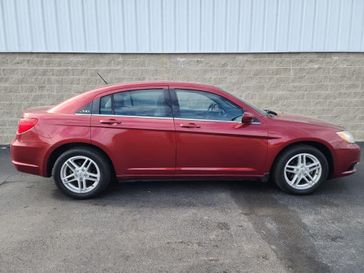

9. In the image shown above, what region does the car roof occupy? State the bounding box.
[86,81,222,96]
[50,81,227,114]
[49,81,265,118]
[109,81,218,88]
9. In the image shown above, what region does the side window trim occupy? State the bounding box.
[169,88,180,118]
[110,92,115,115]
[92,98,100,114]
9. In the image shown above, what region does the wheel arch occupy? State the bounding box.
[45,142,116,178]
[270,140,334,179]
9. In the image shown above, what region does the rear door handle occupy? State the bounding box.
[99,119,121,125]
[179,122,200,128]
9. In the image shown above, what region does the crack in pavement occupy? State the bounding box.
[229,182,331,273]
[0,174,50,186]
[0,179,31,186]
[0,174,12,186]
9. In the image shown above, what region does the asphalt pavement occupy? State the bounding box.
[0,144,363,273]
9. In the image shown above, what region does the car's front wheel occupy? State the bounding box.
[53,147,111,199]
[273,145,329,194]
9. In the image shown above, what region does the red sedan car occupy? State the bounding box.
[11,82,360,199]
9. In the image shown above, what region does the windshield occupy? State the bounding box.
[224,90,267,116]
[242,99,268,116]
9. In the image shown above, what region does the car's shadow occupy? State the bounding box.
[51,174,361,208]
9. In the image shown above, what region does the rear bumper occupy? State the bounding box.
[332,143,361,178]
[10,139,48,176]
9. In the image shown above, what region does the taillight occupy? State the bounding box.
[17,118,38,134]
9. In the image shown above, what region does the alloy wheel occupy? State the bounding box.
[284,153,322,190]
[60,156,101,194]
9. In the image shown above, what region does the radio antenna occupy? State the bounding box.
[97,72,108,85]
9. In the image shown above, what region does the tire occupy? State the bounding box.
[272,145,329,194]
[52,147,111,199]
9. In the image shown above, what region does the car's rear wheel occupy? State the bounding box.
[273,145,329,194]
[53,147,111,199]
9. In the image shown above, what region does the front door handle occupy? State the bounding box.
[99,119,121,125]
[180,122,200,128]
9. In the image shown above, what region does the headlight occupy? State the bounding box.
[336,131,355,144]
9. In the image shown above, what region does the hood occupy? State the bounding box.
[272,113,343,130]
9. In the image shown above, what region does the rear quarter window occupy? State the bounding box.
[76,102,92,114]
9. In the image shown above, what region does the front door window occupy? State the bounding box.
[174,89,243,121]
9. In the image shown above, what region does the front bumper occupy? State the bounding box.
[332,143,361,178]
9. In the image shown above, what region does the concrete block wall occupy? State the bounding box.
[0,53,363,144]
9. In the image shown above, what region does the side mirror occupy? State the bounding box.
[242,112,254,124]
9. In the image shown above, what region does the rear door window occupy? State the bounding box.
[99,89,172,118]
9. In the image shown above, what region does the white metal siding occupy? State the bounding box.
[0,0,363,53]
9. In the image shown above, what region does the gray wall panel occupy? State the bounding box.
[0,0,363,53]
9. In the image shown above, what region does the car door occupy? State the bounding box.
[172,89,268,177]
[90,87,176,178]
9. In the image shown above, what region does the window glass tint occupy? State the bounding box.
[99,89,171,117]
[175,89,243,121]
